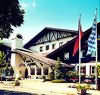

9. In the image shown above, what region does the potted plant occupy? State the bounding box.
[76,84,90,95]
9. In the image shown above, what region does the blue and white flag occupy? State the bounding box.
[87,15,97,55]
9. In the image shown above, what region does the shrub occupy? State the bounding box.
[48,72,55,80]
[76,84,91,91]
[66,71,78,78]
[52,79,66,83]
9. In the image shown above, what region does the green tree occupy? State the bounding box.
[97,65,100,77]
[54,58,64,79]
[0,0,24,39]
[0,51,6,82]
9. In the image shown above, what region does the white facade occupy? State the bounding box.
[11,33,23,50]
[30,37,74,54]
[11,33,23,78]
[74,62,100,77]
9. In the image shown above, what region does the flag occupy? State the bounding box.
[87,15,97,55]
[73,17,83,56]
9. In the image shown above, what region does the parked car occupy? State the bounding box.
[0,75,15,81]
[0,74,6,81]
[5,75,15,81]
[84,78,95,84]
[70,77,79,83]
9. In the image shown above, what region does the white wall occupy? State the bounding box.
[12,38,23,50]
[29,37,74,54]
[74,62,100,77]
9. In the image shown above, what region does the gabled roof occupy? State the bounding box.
[24,27,78,49]
[14,49,56,66]
[13,48,73,68]
[47,22,100,63]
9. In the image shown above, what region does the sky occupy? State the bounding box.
[12,0,100,44]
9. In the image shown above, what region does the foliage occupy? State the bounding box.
[48,72,55,80]
[76,84,91,91]
[0,51,5,65]
[66,71,78,78]
[51,79,66,83]
[0,0,24,39]
[76,84,91,95]
[0,51,6,81]
[0,51,6,74]
[97,65,100,77]
[54,58,65,79]
[0,51,13,81]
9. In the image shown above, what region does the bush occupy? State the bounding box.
[48,72,54,80]
[76,84,91,91]
[52,79,66,83]
[66,71,78,78]
[14,80,20,86]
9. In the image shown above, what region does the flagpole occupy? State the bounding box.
[87,9,98,89]
[95,8,98,89]
[79,15,81,84]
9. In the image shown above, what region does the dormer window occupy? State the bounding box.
[64,53,69,60]
[17,34,23,39]
[52,44,56,49]
[59,42,63,47]
[40,46,43,52]
[46,45,49,50]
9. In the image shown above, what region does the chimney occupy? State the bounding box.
[11,33,23,50]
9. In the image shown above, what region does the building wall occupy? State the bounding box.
[74,62,100,77]
[11,53,26,78]
[11,37,23,50]
[30,37,74,54]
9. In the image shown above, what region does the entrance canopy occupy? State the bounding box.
[12,48,73,68]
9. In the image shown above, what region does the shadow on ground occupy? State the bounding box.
[0,90,46,95]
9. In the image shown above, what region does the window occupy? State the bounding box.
[46,45,49,50]
[81,66,86,74]
[52,44,56,49]
[37,68,41,75]
[31,68,35,75]
[59,42,63,47]
[44,68,48,75]
[82,50,86,58]
[91,66,95,74]
[77,66,86,74]
[64,53,69,59]
[40,46,43,52]
[17,34,23,39]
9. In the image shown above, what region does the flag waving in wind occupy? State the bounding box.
[87,14,97,55]
[73,16,83,56]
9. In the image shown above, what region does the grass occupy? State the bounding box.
[51,79,66,83]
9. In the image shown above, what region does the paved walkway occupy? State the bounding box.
[0,79,100,95]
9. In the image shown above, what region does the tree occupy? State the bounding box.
[0,51,6,82]
[54,58,65,79]
[97,65,100,77]
[97,65,100,90]
[0,0,24,39]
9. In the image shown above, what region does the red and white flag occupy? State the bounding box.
[73,17,83,56]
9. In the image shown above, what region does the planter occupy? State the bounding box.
[81,89,86,95]
[76,84,90,95]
